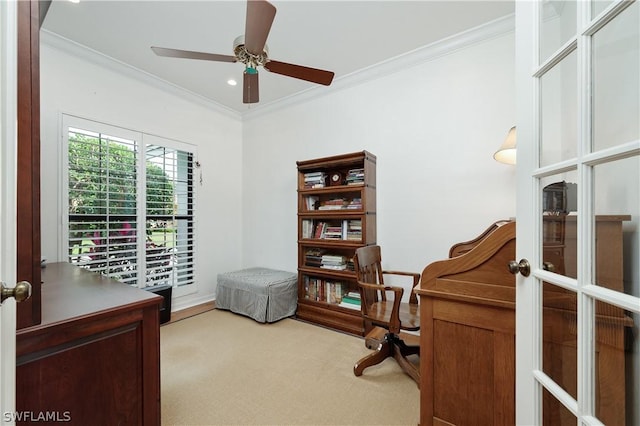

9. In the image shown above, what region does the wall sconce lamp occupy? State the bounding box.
[494,126,517,165]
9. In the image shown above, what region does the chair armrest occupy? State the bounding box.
[357,281,404,333]
[382,270,420,304]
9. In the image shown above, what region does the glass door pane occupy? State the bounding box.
[592,1,639,151]
[540,51,578,167]
[540,1,577,60]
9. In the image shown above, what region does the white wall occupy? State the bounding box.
[40,35,243,310]
[241,32,517,282]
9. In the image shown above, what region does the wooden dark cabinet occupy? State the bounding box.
[296,151,376,335]
[16,263,161,425]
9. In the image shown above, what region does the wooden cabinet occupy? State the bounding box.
[296,151,376,335]
[16,263,161,425]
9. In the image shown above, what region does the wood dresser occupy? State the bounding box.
[16,262,162,425]
[415,218,632,425]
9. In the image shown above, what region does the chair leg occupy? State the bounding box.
[396,337,420,357]
[354,336,393,377]
[392,343,420,387]
[354,332,420,386]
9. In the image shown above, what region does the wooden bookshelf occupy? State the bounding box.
[296,151,376,335]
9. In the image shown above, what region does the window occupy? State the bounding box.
[65,117,195,289]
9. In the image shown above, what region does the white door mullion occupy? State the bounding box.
[576,0,593,420]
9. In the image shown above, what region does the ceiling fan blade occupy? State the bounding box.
[264,60,334,86]
[243,69,259,104]
[151,46,237,63]
[244,0,276,55]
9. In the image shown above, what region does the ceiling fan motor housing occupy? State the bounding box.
[233,35,269,68]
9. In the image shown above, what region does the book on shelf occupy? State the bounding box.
[313,222,327,239]
[305,196,319,211]
[305,247,326,267]
[326,281,345,304]
[321,254,348,270]
[346,219,362,241]
[302,220,314,239]
[345,291,361,300]
[338,294,361,310]
[317,197,348,210]
[323,225,343,239]
[346,198,362,209]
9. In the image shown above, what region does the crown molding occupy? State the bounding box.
[41,12,514,123]
[242,13,515,121]
[40,29,242,121]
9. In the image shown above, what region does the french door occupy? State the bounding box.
[516,0,639,425]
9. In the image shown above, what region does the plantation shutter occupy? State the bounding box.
[67,127,140,286]
[145,144,195,288]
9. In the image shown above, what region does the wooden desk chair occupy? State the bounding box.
[353,245,421,385]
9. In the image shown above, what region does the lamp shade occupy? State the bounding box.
[494,126,516,165]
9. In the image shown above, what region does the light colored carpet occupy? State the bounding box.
[161,309,420,425]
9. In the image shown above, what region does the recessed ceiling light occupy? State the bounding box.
[227,79,237,86]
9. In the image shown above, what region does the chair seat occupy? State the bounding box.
[369,300,420,331]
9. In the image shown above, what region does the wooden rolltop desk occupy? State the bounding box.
[415,218,632,425]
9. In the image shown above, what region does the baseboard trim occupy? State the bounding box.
[163,301,216,325]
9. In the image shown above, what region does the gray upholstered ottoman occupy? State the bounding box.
[216,267,298,323]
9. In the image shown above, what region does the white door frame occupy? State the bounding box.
[0,0,19,422]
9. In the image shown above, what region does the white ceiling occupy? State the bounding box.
[42,0,514,115]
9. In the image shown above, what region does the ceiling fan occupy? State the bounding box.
[151,0,335,104]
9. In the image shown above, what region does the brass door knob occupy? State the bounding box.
[508,259,531,277]
[1,281,32,304]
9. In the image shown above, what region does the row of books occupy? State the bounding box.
[346,168,365,185]
[304,248,355,271]
[303,276,362,310]
[317,197,362,210]
[304,196,363,212]
[303,277,345,304]
[301,220,362,240]
[303,171,327,189]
